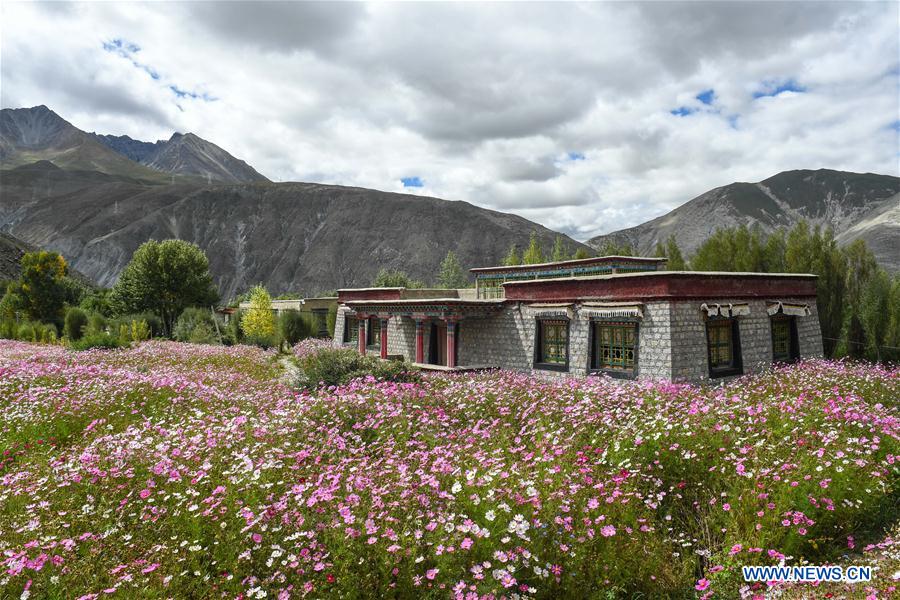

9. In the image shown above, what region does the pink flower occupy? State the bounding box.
[141,563,159,574]
[729,544,742,555]
[722,503,731,511]
[695,578,710,591]
[139,489,151,499]
[252,533,262,544]
[460,537,473,550]
[426,568,439,580]
[600,525,616,537]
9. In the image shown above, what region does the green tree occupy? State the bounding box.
[858,269,892,361]
[596,240,634,257]
[503,244,522,266]
[372,269,424,288]
[80,288,114,317]
[664,235,687,270]
[240,285,276,346]
[836,239,880,358]
[173,307,219,343]
[64,307,88,341]
[438,251,468,288]
[522,232,545,264]
[551,236,568,262]
[110,239,218,336]
[279,310,311,350]
[885,276,900,363]
[572,247,591,260]
[8,251,70,326]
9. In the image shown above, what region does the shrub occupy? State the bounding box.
[279,311,311,348]
[64,307,89,341]
[17,322,36,342]
[131,319,151,342]
[296,347,419,389]
[223,309,243,346]
[188,321,220,345]
[241,285,276,345]
[69,332,126,351]
[110,312,164,338]
[0,319,15,339]
[85,313,107,336]
[173,307,218,343]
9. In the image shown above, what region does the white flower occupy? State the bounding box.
[485,510,496,522]
[451,481,462,494]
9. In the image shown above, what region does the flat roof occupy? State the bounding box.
[344,298,503,306]
[502,270,818,286]
[470,255,667,274]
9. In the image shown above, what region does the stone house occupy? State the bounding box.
[332,255,823,383]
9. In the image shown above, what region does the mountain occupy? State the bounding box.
[1,106,269,184]
[588,169,900,272]
[139,132,269,184]
[0,161,591,299]
[0,105,167,181]
[0,231,36,282]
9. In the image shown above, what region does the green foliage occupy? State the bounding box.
[655,235,687,270]
[0,320,15,339]
[279,310,311,348]
[550,236,568,262]
[64,307,89,341]
[241,285,276,348]
[326,306,337,339]
[522,232,545,264]
[85,313,108,337]
[130,319,151,343]
[859,269,892,361]
[437,251,468,289]
[79,288,114,317]
[595,240,634,256]
[3,251,70,327]
[371,269,424,288]
[502,244,521,266]
[110,239,218,336]
[174,307,219,343]
[224,309,244,346]
[572,247,591,260]
[295,347,420,389]
[109,312,163,338]
[69,332,127,351]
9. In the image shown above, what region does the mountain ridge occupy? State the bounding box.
[588,169,900,271]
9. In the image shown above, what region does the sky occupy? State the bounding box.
[2,1,898,241]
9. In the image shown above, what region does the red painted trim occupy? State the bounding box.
[380,318,389,359]
[339,288,403,302]
[415,319,425,363]
[503,273,817,302]
[446,321,457,368]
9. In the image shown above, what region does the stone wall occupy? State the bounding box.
[333,297,823,384]
[669,297,824,383]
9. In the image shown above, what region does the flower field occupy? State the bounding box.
[1,341,898,599]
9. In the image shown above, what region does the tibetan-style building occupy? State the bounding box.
[333,255,823,383]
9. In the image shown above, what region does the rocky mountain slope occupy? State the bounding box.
[588,169,900,271]
[1,106,268,184]
[0,161,590,298]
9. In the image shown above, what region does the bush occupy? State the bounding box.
[17,322,36,342]
[110,312,163,338]
[0,319,14,339]
[173,307,219,343]
[85,313,107,336]
[296,347,419,389]
[188,321,220,345]
[69,332,126,351]
[279,311,311,348]
[64,307,89,341]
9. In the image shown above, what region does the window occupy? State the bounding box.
[343,315,359,344]
[706,318,742,377]
[367,317,381,347]
[535,318,569,370]
[590,321,637,377]
[771,315,799,363]
[477,278,504,299]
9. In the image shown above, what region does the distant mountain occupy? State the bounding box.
[0,161,591,298]
[1,106,269,184]
[0,229,94,286]
[0,105,166,181]
[588,169,900,272]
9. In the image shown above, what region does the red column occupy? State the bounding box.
[446,319,457,368]
[414,318,425,363]
[357,316,366,355]
[380,317,389,359]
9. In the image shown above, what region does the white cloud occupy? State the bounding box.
[1,1,897,241]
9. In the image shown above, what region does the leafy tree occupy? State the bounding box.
[763,228,787,272]
[503,244,522,266]
[665,235,687,270]
[885,276,900,363]
[836,239,879,358]
[595,240,634,257]
[110,239,218,336]
[80,288,114,317]
[372,269,424,288]
[572,247,592,260]
[438,251,468,288]
[64,307,88,341]
[522,232,545,264]
[279,310,311,349]
[240,285,276,347]
[6,251,70,326]
[858,269,892,361]
[551,236,568,262]
[173,307,219,343]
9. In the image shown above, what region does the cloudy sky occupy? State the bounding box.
[2,1,898,240]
